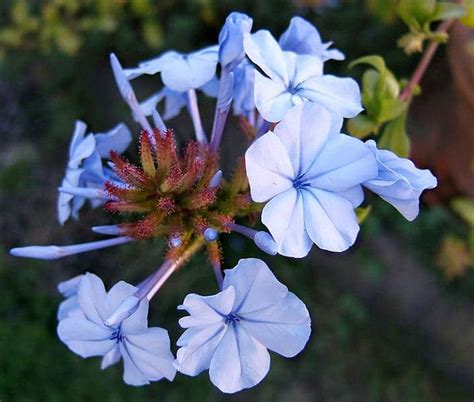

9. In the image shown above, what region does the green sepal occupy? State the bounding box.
[378,112,410,157]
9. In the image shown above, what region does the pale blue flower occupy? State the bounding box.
[364,140,437,221]
[245,103,378,257]
[243,30,362,122]
[57,121,131,224]
[125,46,219,93]
[57,273,176,386]
[218,12,253,69]
[279,16,345,62]
[175,258,311,393]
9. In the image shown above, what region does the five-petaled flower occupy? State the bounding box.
[243,29,362,122]
[57,273,176,386]
[175,258,311,393]
[245,103,378,257]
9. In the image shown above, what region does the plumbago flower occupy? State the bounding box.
[279,16,345,62]
[57,273,176,385]
[175,258,311,393]
[57,121,132,224]
[246,102,378,257]
[364,140,437,221]
[10,11,438,393]
[243,29,362,123]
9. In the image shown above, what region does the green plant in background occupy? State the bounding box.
[0,0,164,58]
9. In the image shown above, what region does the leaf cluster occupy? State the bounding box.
[396,0,466,54]
[347,55,410,157]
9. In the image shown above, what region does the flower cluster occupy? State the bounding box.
[10,13,437,393]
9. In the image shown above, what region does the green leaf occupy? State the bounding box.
[377,98,407,123]
[397,0,436,29]
[378,113,410,157]
[347,115,379,139]
[432,2,466,21]
[361,70,379,112]
[451,198,474,226]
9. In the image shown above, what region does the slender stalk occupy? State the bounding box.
[399,18,456,101]
[138,238,204,301]
[186,90,207,144]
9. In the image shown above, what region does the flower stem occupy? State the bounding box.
[187,89,208,144]
[399,19,457,102]
[138,238,204,301]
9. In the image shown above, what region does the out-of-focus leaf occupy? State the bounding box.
[366,0,398,24]
[432,2,466,21]
[347,115,379,138]
[437,235,472,280]
[356,205,372,224]
[397,0,436,30]
[451,198,474,226]
[460,0,474,27]
[378,98,407,122]
[379,112,410,157]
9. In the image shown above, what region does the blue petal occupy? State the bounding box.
[364,140,437,221]
[299,75,363,118]
[218,12,253,68]
[57,317,114,358]
[209,325,270,393]
[222,258,288,314]
[57,295,83,321]
[245,130,294,203]
[161,46,219,92]
[178,287,235,329]
[304,134,378,191]
[101,345,121,369]
[279,16,344,62]
[239,291,311,357]
[104,281,138,317]
[302,187,360,252]
[77,273,108,326]
[175,324,227,376]
[232,59,255,116]
[94,123,132,157]
[121,300,149,335]
[253,70,293,122]
[272,103,332,177]
[244,30,289,84]
[121,328,176,384]
[68,133,96,169]
[261,188,313,258]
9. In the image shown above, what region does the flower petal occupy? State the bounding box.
[305,134,378,191]
[77,273,107,325]
[209,325,270,393]
[253,70,293,123]
[105,281,138,317]
[245,130,295,202]
[94,123,132,157]
[175,323,227,376]
[272,102,331,176]
[161,46,219,92]
[239,291,311,357]
[122,328,176,383]
[300,75,363,118]
[57,317,114,358]
[244,30,289,84]
[222,258,288,314]
[178,286,235,329]
[302,187,360,252]
[262,188,313,258]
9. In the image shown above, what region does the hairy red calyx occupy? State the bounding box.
[104,129,256,258]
